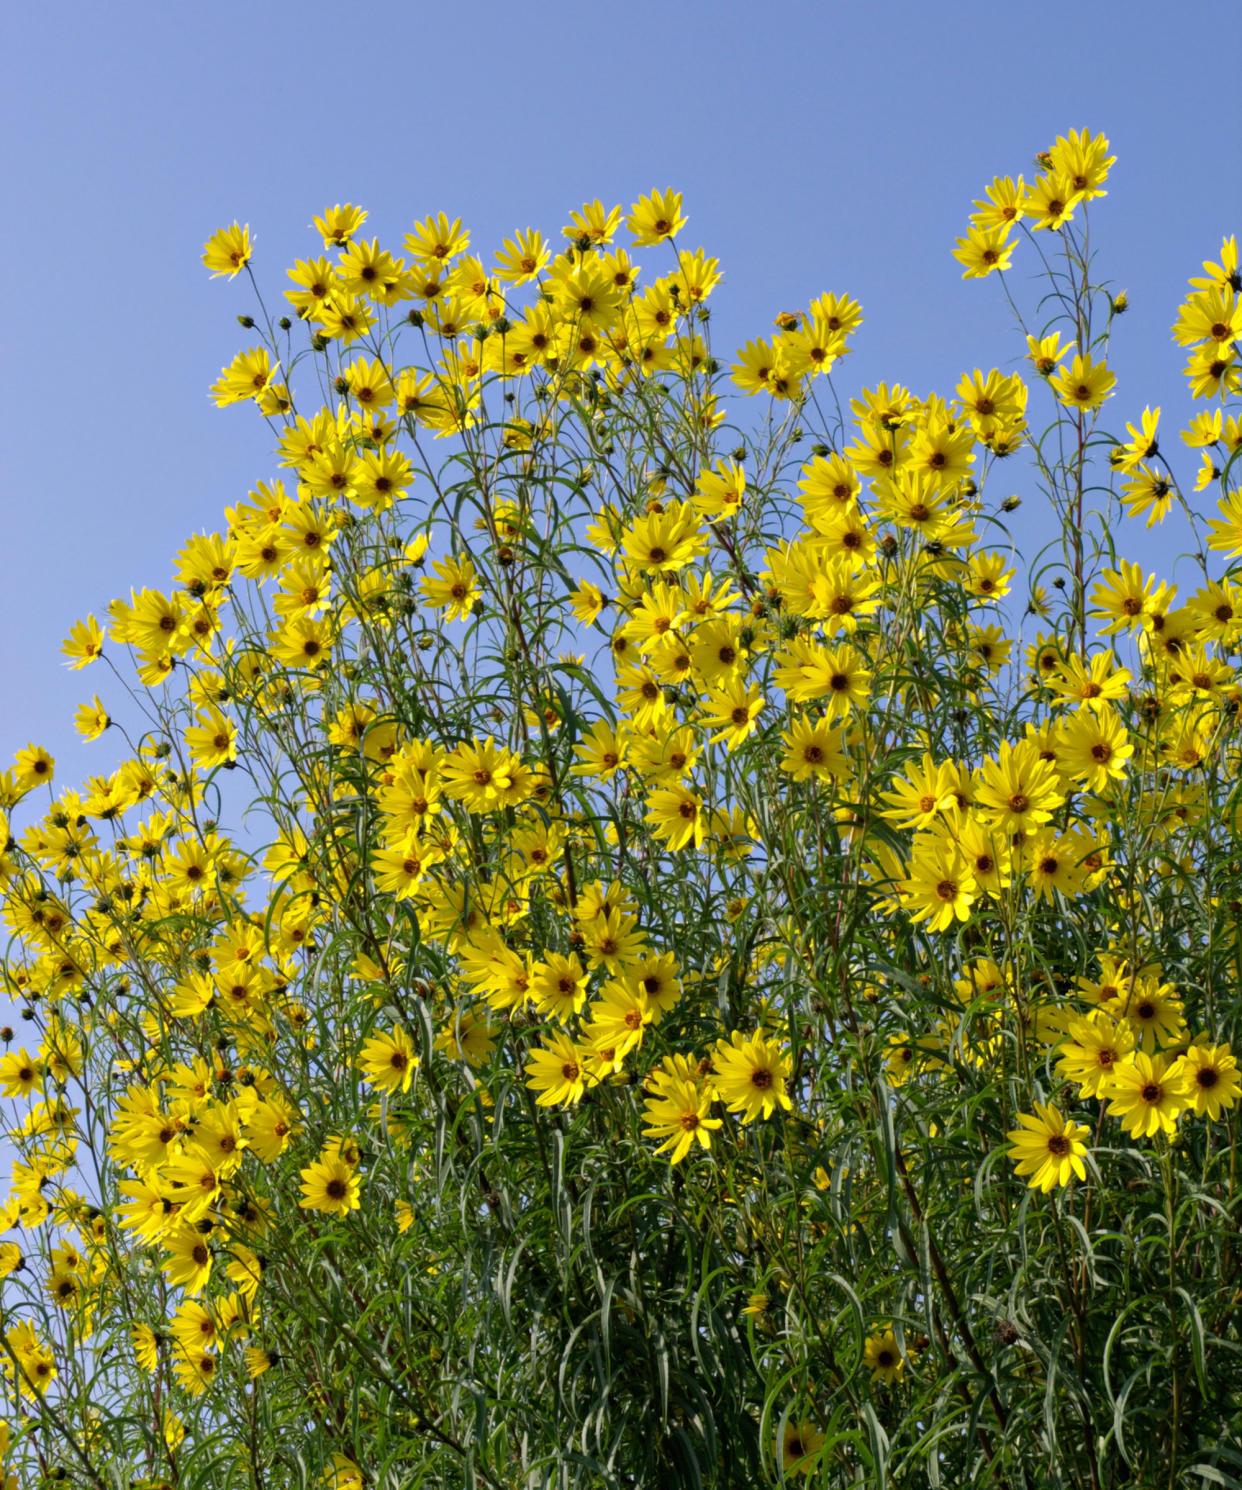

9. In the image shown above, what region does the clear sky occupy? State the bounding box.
[1,0,1238,812]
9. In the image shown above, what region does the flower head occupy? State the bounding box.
[1105,1051,1190,1138]
[863,1327,905,1385]
[203,222,252,278]
[711,1031,792,1123]
[1006,1103,1090,1191]
[357,1026,418,1095]
[1177,1041,1241,1121]
[298,1153,361,1216]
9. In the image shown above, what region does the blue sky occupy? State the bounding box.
[1,0,1238,816]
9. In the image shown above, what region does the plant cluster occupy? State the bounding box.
[1,131,1241,1488]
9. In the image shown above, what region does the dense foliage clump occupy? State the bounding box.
[1,132,1241,1488]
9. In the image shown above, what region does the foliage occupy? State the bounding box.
[1,134,1241,1488]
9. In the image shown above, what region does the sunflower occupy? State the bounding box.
[297,1153,361,1217]
[863,1327,905,1385]
[1177,1042,1242,1121]
[711,1030,792,1123]
[1006,1103,1090,1191]
[1104,1052,1190,1138]
[780,1419,827,1475]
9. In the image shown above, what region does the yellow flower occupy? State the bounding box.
[404,212,469,265]
[1104,1051,1190,1138]
[1006,1103,1090,1191]
[1044,651,1132,711]
[1088,561,1168,636]
[433,1007,497,1068]
[1054,707,1132,791]
[315,293,377,345]
[711,1031,792,1123]
[1026,331,1065,376]
[371,832,442,900]
[357,1026,418,1095]
[783,313,848,378]
[645,784,706,852]
[1183,343,1240,400]
[1111,406,1161,473]
[693,460,746,520]
[952,224,1015,279]
[878,752,960,831]
[1176,1042,1241,1121]
[184,705,237,770]
[771,639,871,717]
[569,580,607,626]
[1206,487,1242,557]
[974,738,1064,834]
[323,1453,364,1490]
[494,228,549,284]
[1172,285,1242,349]
[210,347,277,408]
[641,1075,721,1163]
[1047,129,1115,199]
[899,841,976,932]
[620,502,707,575]
[1050,353,1116,411]
[172,1344,218,1397]
[863,1327,905,1385]
[627,188,686,246]
[562,199,621,247]
[313,203,368,248]
[298,1153,362,1216]
[131,1322,159,1373]
[4,1319,56,1397]
[420,554,480,622]
[245,1347,276,1379]
[971,175,1026,231]
[1119,979,1186,1053]
[62,616,104,669]
[779,715,850,783]
[780,1419,826,1475]
[13,744,54,793]
[440,737,528,813]
[1055,1012,1136,1098]
[530,952,590,1024]
[580,982,652,1069]
[202,222,252,278]
[160,1224,214,1297]
[699,679,764,750]
[524,1031,591,1108]
[73,696,111,742]
[1119,464,1176,526]
[1020,172,1083,232]
[268,616,333,671]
